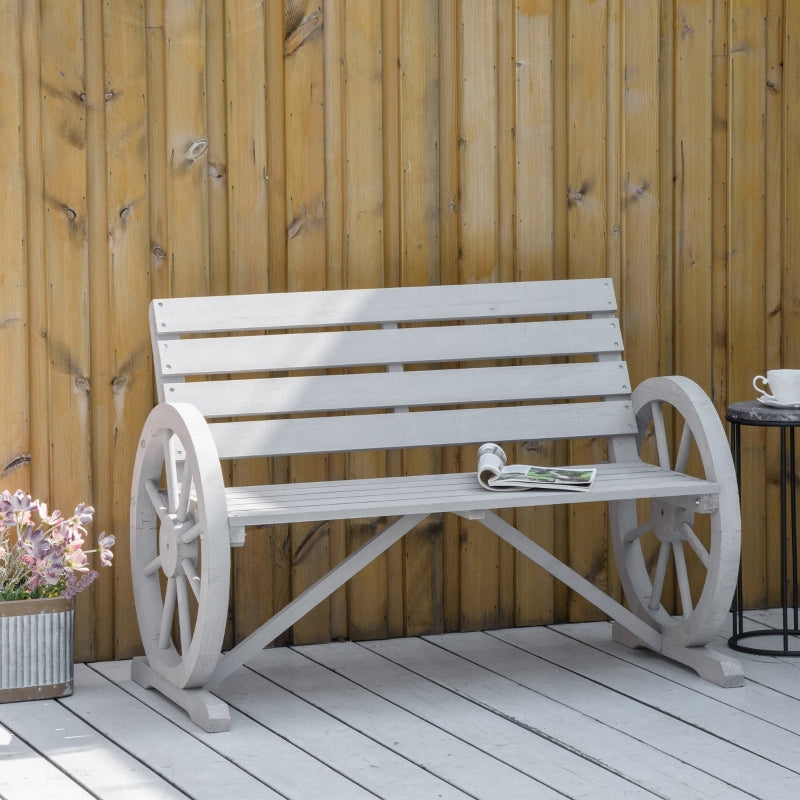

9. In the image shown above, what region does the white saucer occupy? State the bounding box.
[757,395,800,409]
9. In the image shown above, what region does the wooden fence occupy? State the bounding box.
[1,0,796,662]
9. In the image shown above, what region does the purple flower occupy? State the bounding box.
[1,490,113,602]
[63,569,98,599]
[0,490,37,527]
[20,527,53,561]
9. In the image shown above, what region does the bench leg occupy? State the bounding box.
[611,622,744,687]
[131,656,231,732]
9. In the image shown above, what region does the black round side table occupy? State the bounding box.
[727,400,800,655]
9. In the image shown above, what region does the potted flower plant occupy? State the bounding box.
[0,489,115,702]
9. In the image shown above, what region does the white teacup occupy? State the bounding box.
[753,369,800,404]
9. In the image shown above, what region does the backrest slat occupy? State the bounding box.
[157,318,623,377]
[208,401,636,459]
[151,278,617,334]
[165,362,631,417]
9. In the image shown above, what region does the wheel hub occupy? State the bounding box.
[158,514,199,578]
[650,499,694,543]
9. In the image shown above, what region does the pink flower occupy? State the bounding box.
[97,532,116,567]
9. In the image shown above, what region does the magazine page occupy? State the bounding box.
[477,443,596,492]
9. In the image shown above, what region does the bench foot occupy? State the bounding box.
[131,656,231,732]
[612,622,744,687]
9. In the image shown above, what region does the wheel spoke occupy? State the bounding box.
[649,542,671,611]
[144,480,170,523]
[675,422,693,474]
[181,522,202,544]
[651,401,671,469]
[672,541,694,616]
[624,518,653,544]
[144,555,162,577]
[183,558,201,600]
[165,436,181,513]
[176,576,192,654]
[682,522,710,568]
[176,466,193,523]
[159,578,177,649]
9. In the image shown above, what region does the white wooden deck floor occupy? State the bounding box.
[2,609,799,800]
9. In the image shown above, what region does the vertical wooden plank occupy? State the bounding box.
[145,0,169,300]
[164,0,209,297]
[513,0,558,627]
[381,0,406,638]
[617,0,662,613]
[102,1,153,660]
[605,0,622,291]
[265,1,292,646]
[398,0,443,637]
[711,0,729,413]
[674,1,713,386]
[565,0,609,622]
[285,0,334,645]
[496,0,517,631]
[659,0,675,380]
[40,0,93,657]
[83,0,111,662]
[728,1,768,607]
[226,3,268,296]
[0,0,30,491]
[342,0,388,641]
[762,0,783,613]
[782,3,800,609]
[224,0,271,648]
[21,1,50,504]
[671,0,714,615]
[205,0,229,298]
[438,0,461,633]
[322,0,348,641]
[458,0,500,632]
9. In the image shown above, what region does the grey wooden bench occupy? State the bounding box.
[130,278,742,732]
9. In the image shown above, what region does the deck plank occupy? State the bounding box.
[364,634,748,800]
[0,723,96,800]
[245,646,562,799]
[0,686,187,799]
[60,665,281,799]
[485,625,800,799]
[91,660,378,800]
[215,662,471,799]
[299,639,660,799]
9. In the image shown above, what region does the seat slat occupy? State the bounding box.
[223,463,718,525]
[164,362,631,417]
[157,318,623,377]
[208,400,636,459]
[151,278,617,334]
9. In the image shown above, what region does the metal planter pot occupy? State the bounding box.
[0,596,75,702]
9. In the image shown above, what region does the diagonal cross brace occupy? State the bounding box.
[472,509,663,652]
[208,512,428,688]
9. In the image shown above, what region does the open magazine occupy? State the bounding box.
[477,443,596,492]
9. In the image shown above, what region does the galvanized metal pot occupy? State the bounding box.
[0,596,75,702]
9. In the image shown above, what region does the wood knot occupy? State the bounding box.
[184,138,208,161]
[567,182,590,207]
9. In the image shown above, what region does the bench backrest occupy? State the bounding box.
[149,279,637,462]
